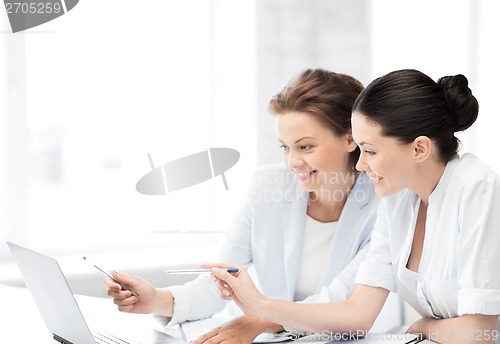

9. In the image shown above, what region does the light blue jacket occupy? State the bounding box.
[163,164,380,326]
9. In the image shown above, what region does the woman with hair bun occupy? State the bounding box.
[208,69,500,344]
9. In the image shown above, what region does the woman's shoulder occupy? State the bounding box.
[452,153,500,184]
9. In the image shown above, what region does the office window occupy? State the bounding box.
[370,0,500,173]
[0,0,256,257]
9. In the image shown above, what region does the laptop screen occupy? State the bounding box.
[8,241,99,344]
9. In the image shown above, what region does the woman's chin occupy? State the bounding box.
[373,184,398,197]
[298,180,317,191]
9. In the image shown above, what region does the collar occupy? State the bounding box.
[428,154,460,204]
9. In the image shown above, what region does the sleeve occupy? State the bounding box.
[457,177,500,316]
[355,200,396,292]
[154,274,224,327]
[155,169,258,328]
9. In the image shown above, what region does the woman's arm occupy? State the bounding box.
[209,265,389,334]
[408,314,498,344]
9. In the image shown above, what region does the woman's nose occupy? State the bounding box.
[286,151,303,169]
[355,154,367,172]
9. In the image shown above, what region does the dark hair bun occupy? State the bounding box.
[437,74,479,132]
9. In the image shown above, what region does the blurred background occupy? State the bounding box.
[1,0,499,323]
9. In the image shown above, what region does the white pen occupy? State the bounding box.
[166,268,238,274]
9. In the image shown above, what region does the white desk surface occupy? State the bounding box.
[1,284,435,344]
[3,284,58,343]
[1,284,183,343]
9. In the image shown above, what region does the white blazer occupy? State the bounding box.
[162,164,380,326]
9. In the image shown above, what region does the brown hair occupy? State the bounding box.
[269,68,364,167]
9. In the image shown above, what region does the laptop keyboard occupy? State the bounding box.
[93,332,131,344]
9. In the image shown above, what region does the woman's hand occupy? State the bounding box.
[200,263,268,318]
[104,271,173,316]
[192,315,283,344]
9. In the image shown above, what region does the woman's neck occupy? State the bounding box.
[307,170,357,222]
[411,159,447,206]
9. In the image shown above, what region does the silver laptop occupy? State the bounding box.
[7,241,185,344]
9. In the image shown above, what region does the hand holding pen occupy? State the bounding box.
[200,263,267,319]
[103,270,171,315]
[83,257,139,297]
[82,257,165,315]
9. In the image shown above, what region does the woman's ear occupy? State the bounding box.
[413,136,431,162]
[346,130,357,153]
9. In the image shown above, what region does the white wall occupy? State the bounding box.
[370,0,500,175]
[255,0,372,165]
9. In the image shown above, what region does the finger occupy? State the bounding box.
[109,287,134,300]
[192,328,219,344]
[219,288,233,299]
[221,282,234,297]
[213,276,234,297]
[219,290,233,300]
[111,271,139,287]
[210,267,239,286]
[104,277,122,291]
[217,282,234,300]
[107,289,123,299]
[113,295,138,306]
[117,304,135,313]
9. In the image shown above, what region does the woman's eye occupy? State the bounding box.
[364,150,375,155]
[279,144,288,151]
[300,145,313,151]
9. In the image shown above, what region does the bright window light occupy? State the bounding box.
[0,0,256,257]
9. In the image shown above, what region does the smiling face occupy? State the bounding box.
[351,111,417,196]
[276,111,356,192]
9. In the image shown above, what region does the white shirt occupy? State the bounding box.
[356,153,500,337]
[294,217,337,301]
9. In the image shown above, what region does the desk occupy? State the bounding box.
[1,284,183,343]
[178,317,424,344]
[1,284,436,344]
[3,284,56,343]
